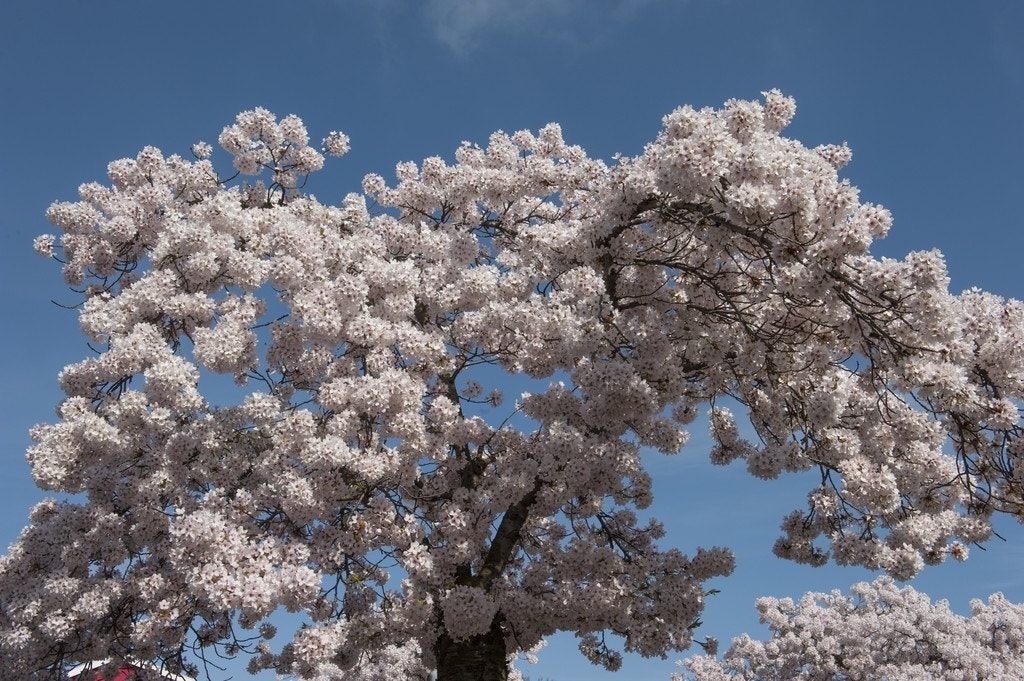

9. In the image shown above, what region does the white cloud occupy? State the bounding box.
[421,0,662,54]
[423,0,568,52]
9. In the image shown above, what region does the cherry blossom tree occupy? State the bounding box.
[2,92,1022,681]
[679,577,1024,681]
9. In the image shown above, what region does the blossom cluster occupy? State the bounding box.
[3,93,1023,680]
[679,577,1024,680]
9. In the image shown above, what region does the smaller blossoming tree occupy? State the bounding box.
[680,577,1024,681]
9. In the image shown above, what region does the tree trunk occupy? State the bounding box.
[435,617,508,681]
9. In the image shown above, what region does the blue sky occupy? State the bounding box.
[1,2,1022,680]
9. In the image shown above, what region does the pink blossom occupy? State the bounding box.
[4,96,1024,680]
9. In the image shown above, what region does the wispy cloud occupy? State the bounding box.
[420,0,664,54]
[422,0,570,53]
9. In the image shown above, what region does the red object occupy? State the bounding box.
[69,665,135,680]
[67,660,193,681]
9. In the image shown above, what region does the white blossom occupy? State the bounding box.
[679,577,1024,681]
[4,97,1023,681]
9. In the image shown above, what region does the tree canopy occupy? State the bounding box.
[2,92,1022,681]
